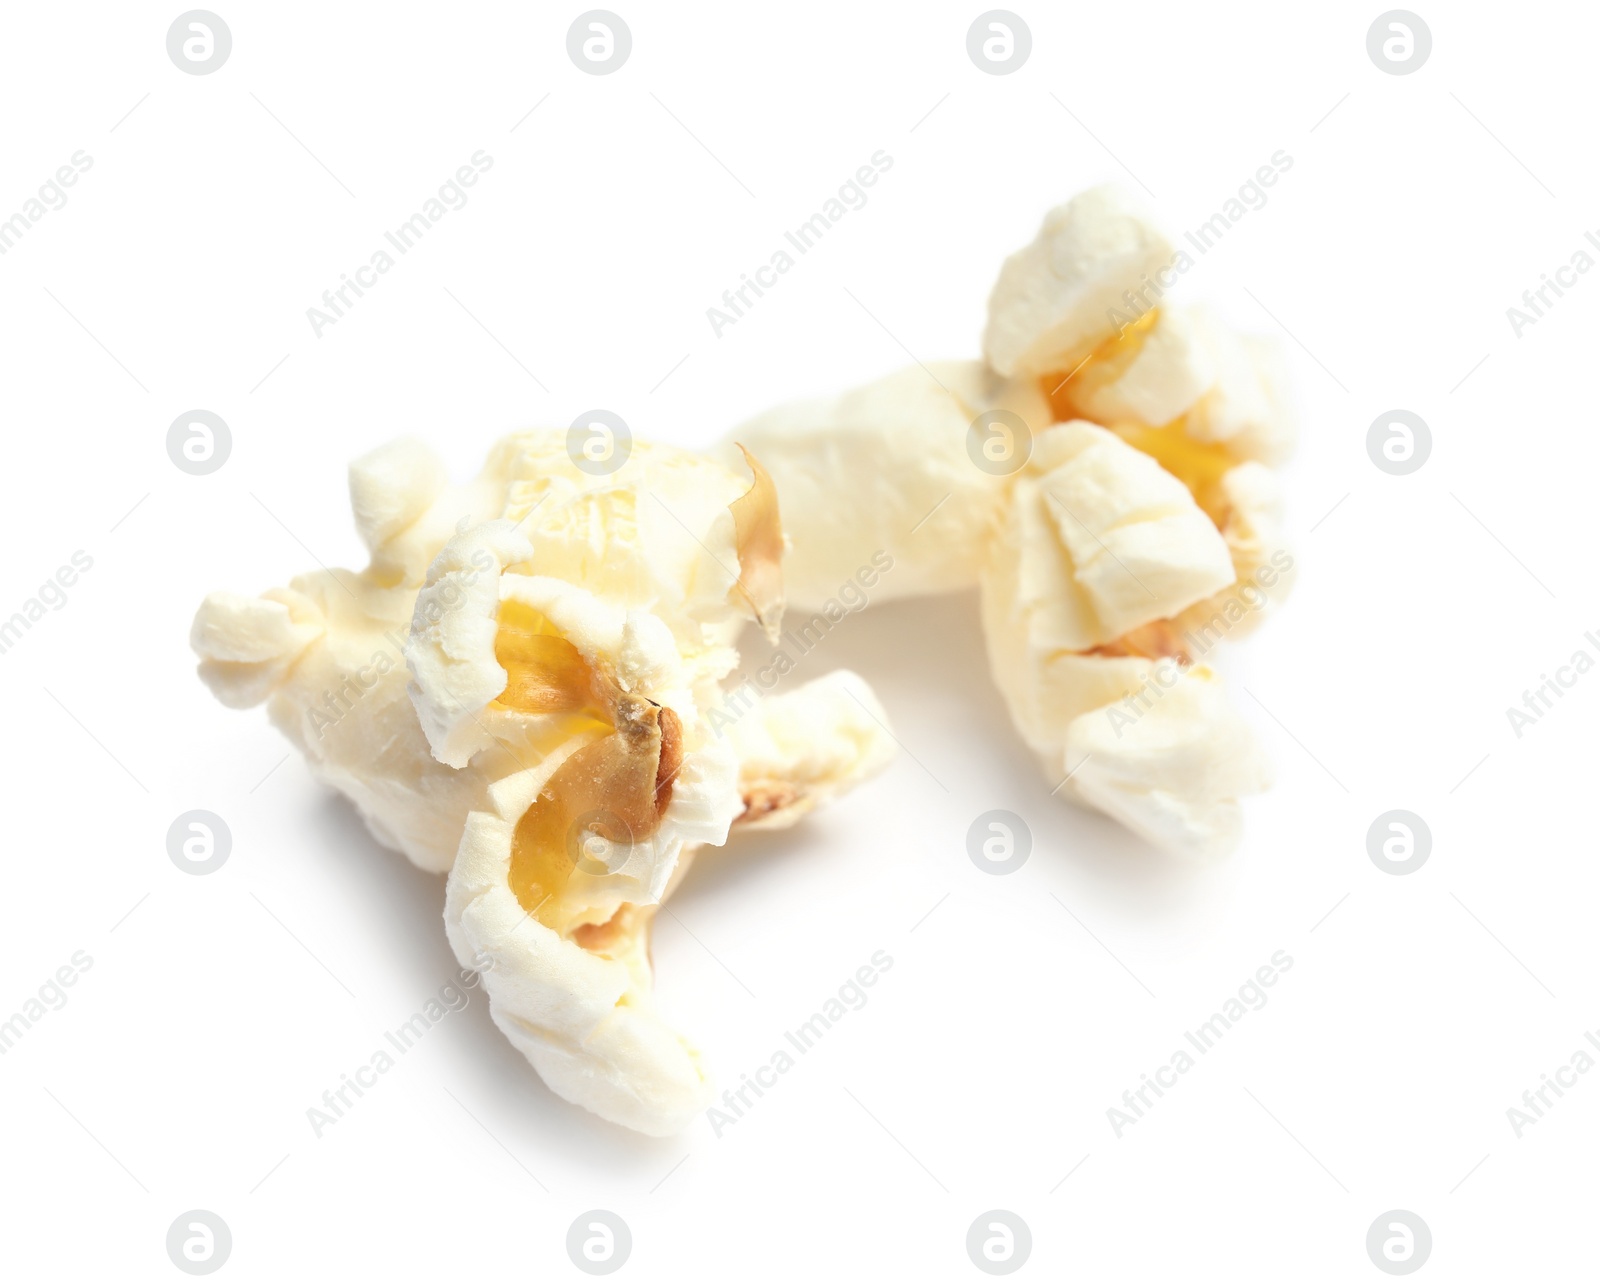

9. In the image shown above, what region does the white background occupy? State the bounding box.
[1,0,1596,1281]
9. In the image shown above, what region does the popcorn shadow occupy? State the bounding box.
[310,793,458,989]
[311,792,693,1172]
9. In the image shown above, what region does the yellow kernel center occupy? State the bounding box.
[493,600,608,722]
[1038,309,1238,528]
[492,601,682,932]
[1108,420,1235,528]
[1042,306,1161,422]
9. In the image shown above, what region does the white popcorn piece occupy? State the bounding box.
[979,644,1152,765]
[977,423,1270,858]
[732,360,1051,608]
[1169,462,1295,647]
[192,429,897,1133]
[1063,666,1272,860]
[1183,322,1297,465]
[484,434,755,643]
[973,194,1297,855]
[445,756,731,1136]
[715,186,1297,859]
[404,521,536,770]
[1061,304,1215,430]
[349,437,449,554]
[406,515,739,928]
[983,187,1296,478]
[430,600,888,1134]
[190,434,761,871]
[723,670,897,830]
[1053,360,1297,647]
[193,570,490,872]
[1044,305,1297,469]
[406,513,891,1131]
[984,184,1174,379]
[989,421,1236,653]
[977,587,1271,859]
[190,588,326,709]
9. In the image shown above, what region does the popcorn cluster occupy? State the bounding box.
[193,433,894,1134]
[191,185,1296,1135]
